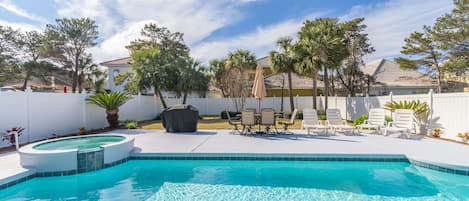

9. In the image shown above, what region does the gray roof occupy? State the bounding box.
[264,73,324,89]
[256,56,270,68]
[363,59,436,87]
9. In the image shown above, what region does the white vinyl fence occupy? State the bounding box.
[0,89,159,148]
[1,89,468,148]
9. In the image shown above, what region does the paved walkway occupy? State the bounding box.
[1,129,469,185]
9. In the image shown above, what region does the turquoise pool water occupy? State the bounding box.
[33,136,124,150]
[0,160,468,200]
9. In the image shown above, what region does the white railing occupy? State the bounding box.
[1,89,468,148]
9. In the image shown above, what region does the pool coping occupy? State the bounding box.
[1,153,468,191]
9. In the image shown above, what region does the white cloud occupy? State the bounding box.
[191,19,302,62]
[342,0,453,62]
[0,20,41,32]
[54,0,248,62]
[88,20,155,62]
[191,12,325,62]
[0,0,48,23]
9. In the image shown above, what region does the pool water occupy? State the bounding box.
[0,160,468,200]
[32,136,125,150]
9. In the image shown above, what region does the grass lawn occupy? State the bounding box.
[140,116,305,130]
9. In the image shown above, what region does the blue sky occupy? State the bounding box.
[0,0,454,63]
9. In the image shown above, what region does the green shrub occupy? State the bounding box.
[317,114,327,120]
[353,115,368,126]
[384,100,429,115]
[385,115,393,123]
[120,120,138,129]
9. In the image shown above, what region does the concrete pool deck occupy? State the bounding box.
[1,129,469,185]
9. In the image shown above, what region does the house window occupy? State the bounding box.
[113,69,120,76]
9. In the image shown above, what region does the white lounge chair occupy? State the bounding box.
[384,109,415,138]
[326,108,355,135]
[302,109,328,135]
[356,108,386,134]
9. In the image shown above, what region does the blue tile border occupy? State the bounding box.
[1,154,468,191]
[0,157,130,190]
[130,154,409,162]
[409,159,469,176]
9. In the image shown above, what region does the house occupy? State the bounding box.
[361,59,437,95]
[256,56,325,97]
[100,57,132,92]
[100,57,219,97]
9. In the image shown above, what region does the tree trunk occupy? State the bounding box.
[106,109,119,128]
[435,65,442,93]
[280,76,284,114]
[182,92,188,104]
[312,69,317,109]
[21,70,32,91]
[155,88,168,109]
[72,55,79,93]
[287,71,295,112]
[324,65,329,110]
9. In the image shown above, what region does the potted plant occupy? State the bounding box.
[431,128,443,138]
[384,100,429,134]
[2,127,25,149]
[87,92,131,128]
[457,132,469,143]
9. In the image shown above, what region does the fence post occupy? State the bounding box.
[427,89,434,135]
[335,95,338,108]
[81,89,87,129]
[25,87,32,143]
[365,94,370,112]
[346,94,350,121]
[137,92,142,121]
[205,97,209,115]
[295,95,299,111]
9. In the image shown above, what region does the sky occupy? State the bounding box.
[0,0,454,64]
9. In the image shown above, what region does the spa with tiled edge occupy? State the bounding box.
[18,135,134,173]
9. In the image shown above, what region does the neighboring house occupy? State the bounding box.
[256,56,325,97]
[362,59,437,95]
[4,70,74,93]
[100,57,133,92]
[442,71,469,92]
[100,57,218,98]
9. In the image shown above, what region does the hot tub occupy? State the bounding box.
[19,135,134,173]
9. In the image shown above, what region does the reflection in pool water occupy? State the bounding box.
[0,160,467,200]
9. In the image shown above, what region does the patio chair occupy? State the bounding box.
[356,108,386,134]
[326,108,355,135]
[241,109,256,135]
[260,108,277,134]
[278,109,298,134]
[226,111,241,134]
[302,109,328,135]
[384,109,415,138]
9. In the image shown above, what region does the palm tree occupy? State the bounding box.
[176,58,210,104]
[297,18,348,109]
[270,37,297,112]
[87,92,132,128]
[295,29,321,109]
[225,49,257,111]
[209,59,228,97]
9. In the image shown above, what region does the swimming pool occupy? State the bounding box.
[33,136,125,150]
[0,160,467,200]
